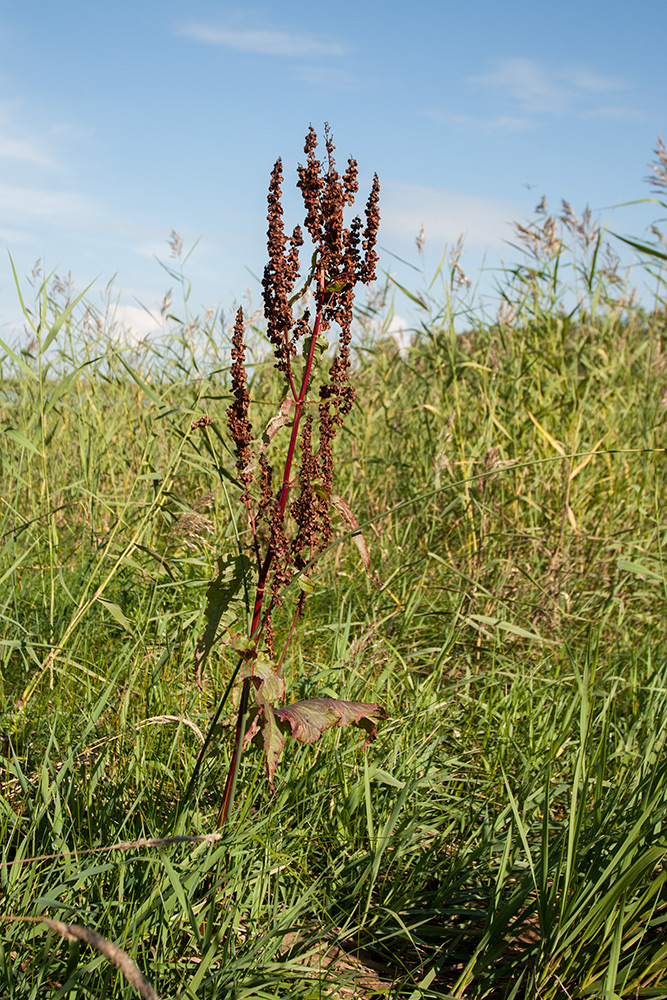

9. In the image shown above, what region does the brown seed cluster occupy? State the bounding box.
[262,160,304,373]
[227,126,380,642]
[226,308,254,505]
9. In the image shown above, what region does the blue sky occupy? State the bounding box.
[0,1,665,340]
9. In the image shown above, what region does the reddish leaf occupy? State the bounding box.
[275,698,388,745]
[240,657,286,788]
[235,655,387,789]
[252,690,285,788]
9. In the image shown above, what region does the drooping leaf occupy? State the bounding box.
[617,558,664,582]
[115,352,168,411]
[275,698,388,745]
[194,554,248,686]
[262,396,293,446]
[42,279,95,352]
[240,655,286,788]
[525,409,565,456]
[5,428,43,459]
[387,273,428,309]
[331,493,382,585]
[611,231,667,261]
[302,332,329,364]
[238,658,388,788]
[96,597,135,635]
[239,654,286,704]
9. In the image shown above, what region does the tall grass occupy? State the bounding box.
[1,140,666,998]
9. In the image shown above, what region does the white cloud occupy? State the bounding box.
[581,105,645,123]
[0,225,37,246]
[178,22,346,57]
[386,314,412,357]
[467,58,627,117]
[380,181,522,251]
[0,98,99,244]
[469,58,568,114]
[110,303,164,344]
[423,109,535,133]
[0,183,97,227]
[294,65,364,91]
[0,100,62,170]
[134,239,176,261]
[0,134,59,169]
[568,69,626,93]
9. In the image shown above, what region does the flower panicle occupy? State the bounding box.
[226,307,254,505]
[228,125,380,630]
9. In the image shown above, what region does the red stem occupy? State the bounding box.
[219,266,325,827]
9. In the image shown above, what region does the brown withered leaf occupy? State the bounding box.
[330,493,382,586]
[263,396,294,445]
[242,397,293,481]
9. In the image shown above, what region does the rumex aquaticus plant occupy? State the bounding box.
[186,126,386,825]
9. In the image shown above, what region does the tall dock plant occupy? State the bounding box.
[185,127,386,824]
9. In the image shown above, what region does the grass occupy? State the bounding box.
[1,142,667,997]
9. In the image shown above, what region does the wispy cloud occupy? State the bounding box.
[0,101,62,170]
[294,65,364,91]
[0,183,97,229]
[381,181,523,251]
[0,225,36,246]
[467,58,628,117]
[178,22,346,58]
[111,303,164,343]
[0,134,60,169]
[581,105,646,123]
[423,109,535,133]
[427,58,637,133]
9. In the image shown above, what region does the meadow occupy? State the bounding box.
[1,134,667,998]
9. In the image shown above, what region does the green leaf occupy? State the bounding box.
[5,428,43,458]
[240,655,286,704]
[96,598,134,635]
[0,337,38,380]
[301,332,328,365]
[387,274,428,309]
[610,232,667,261]
[296,574,316,593]
[617,558,664,582]
[115,353,167,410]
[194,554,248,685]
[496,621,543,641]
[239,656,287,788]
[42,280,95,352]
[43,368,79,417]
[7,252,33,325]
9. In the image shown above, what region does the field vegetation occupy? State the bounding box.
[1,133,667,998]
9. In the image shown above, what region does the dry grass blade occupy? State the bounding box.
[0,832,223,869]
[136,715,206,743]
[1,916,160,1000]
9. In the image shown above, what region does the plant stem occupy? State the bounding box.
[218,267,325,825]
